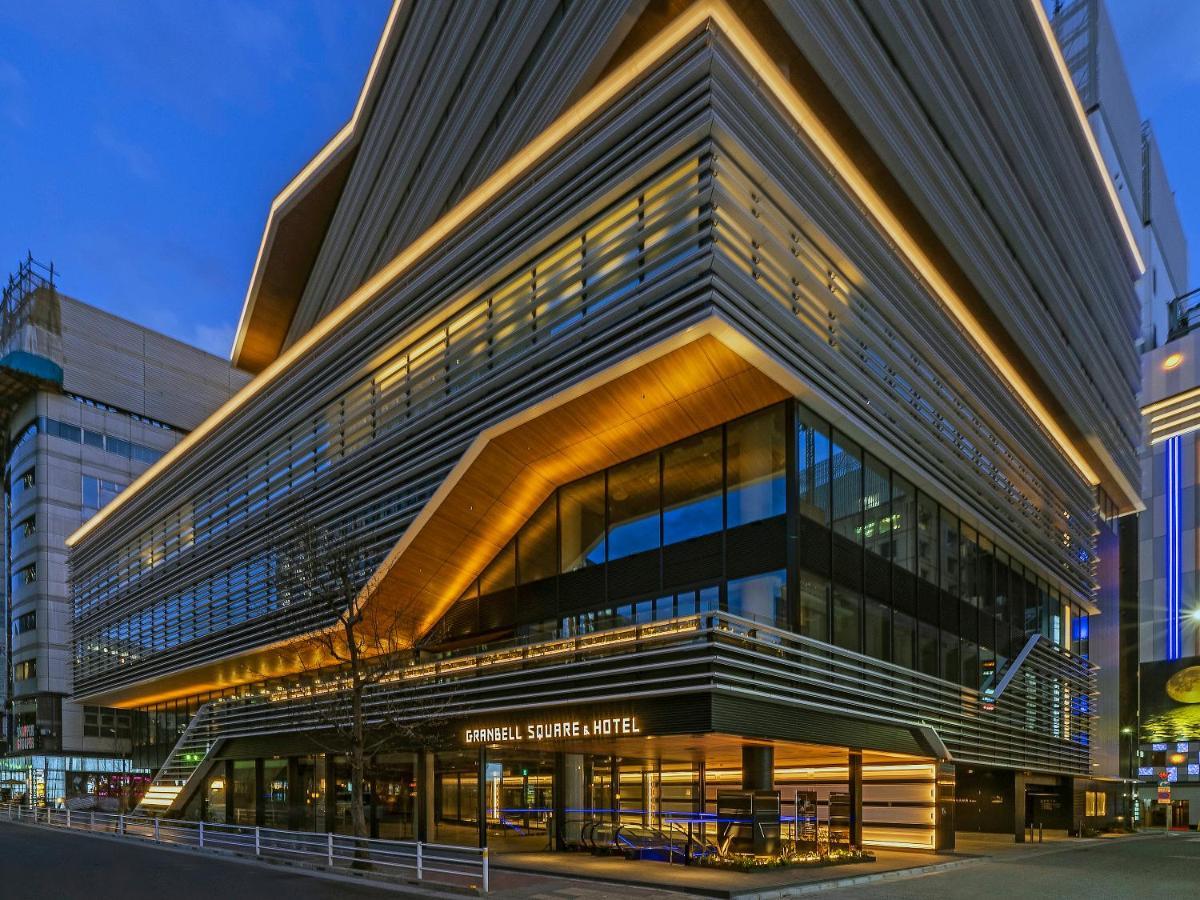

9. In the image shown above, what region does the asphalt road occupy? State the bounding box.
[0,822,397,900]
[822,832,1200,899]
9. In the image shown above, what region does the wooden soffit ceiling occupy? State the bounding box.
[88,320,794,709]
[369,327,792,640]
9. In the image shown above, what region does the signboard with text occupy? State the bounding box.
[464,714,641,745]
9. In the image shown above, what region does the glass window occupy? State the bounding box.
[726,406,785,526]
[919,622,939,677]
[699,585,719,613]
[662,428,722,544]
[862,454,890,560]
[727,570,786,627]
[518,495,557,583]
[607,452,660,560]
[830,432,862,543]
[961,639,979,690]
[893,611,915,669]
[916,492,937,584]
[891,474,916,573]
[560,472,605,571]
[479,539,516,594]
[960,524,978,608]
[941,631,960,683]
[864,596,890,661]
[798,570,829,642]
[832,586,861,652]
[796,405,831,525]
[676,590,697,616]
[940,509,959,597]
[978,537,995,617]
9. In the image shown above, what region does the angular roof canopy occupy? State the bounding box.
[86,319,794,707]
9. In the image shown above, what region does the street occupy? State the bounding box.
[0,822,395,900]
[822,833,1200,899]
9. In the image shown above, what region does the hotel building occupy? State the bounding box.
[67,0,1143,852]
[0,257,247,806]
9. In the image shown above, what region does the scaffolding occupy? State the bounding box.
[1,254,56,355]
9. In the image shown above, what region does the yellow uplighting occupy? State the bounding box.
[231,0,406,367]
[1164,353,1184,370]
[70,0,1113,552]
[1028,0,1145,276]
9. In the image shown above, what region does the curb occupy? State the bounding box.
[728,857,986,898]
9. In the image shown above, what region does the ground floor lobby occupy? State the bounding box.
[185,718,953,857]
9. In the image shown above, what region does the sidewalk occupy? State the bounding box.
[489,830,1157,899]
[491,849,976,899]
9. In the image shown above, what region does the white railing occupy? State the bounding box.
[1,803,488,893]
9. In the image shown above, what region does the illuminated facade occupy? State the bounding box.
[69,0,1142,851]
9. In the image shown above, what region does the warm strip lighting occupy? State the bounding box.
[1029,0,1144,275]
[1144,385,1200,416]
[231,0,407,366]
[70,0,1108,548]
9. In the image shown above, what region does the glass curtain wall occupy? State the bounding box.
[789,399,1089,691]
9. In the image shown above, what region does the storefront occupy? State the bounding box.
[181,695,950,856]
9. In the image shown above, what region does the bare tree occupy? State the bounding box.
[273,514,449,839]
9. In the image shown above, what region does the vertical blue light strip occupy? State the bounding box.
[1166,435,1182,660]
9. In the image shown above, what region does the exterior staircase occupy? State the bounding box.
[135,701,223,815]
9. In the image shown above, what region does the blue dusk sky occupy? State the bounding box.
[0,1,1194,360]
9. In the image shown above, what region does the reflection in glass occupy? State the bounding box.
[560,472,605,571]
[727,569,786,626]
[607,453,660,560]
[518,494,557,583]
[864,596,890,661]
[663,429,722,544]
[863,454,890,560]
[940,510,959,597]
[833,586,861,652]
[727,407,785,526]
[480,538,516,594]
[797,407,830,524]
[830,432,862,543]
[916,492,937,584]
[894,611,915,669]
[798,570,829,642]
[891,475,916,572]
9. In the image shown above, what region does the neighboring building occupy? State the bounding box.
[1053,0,1197,829]
[1136,331,1200,829]
[1051,0,1192,807]
[0,256,248,807]
[68,1,1142,852]
[1053,0,1188,352]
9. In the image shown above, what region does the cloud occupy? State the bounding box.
[190,321,236,357]
[94,123,159,182]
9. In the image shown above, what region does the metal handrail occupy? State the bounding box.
[136,610,1095,814]
[1,803,488,893]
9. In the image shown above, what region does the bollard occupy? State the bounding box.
[255,826,261,857]
[1038,822,1043,844]
[482,848,489,894]
[90,811,95,831]
[416,842,423,880]
[118,814,125,836]
[66,809,71,830]
[327,832,334,867]
[199,820,205,849]
[154,818,160,843]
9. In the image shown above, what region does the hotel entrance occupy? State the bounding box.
[462,723,947,858]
